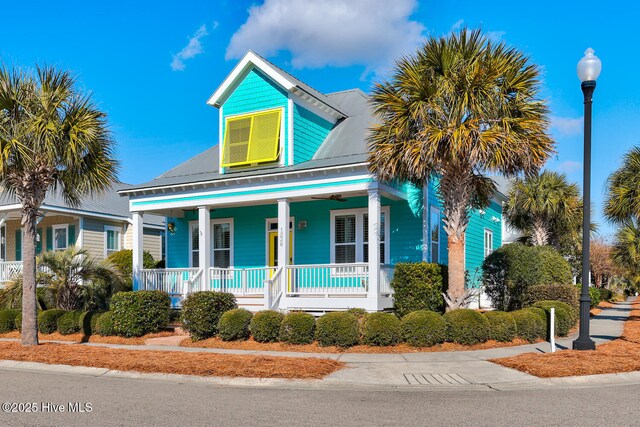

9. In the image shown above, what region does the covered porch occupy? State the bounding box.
[128,178,423,312]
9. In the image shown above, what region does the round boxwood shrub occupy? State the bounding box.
[391,262,447,317]
[400,310,446,347]
[362,312,401,346]
[57,311,83,335]
[483,311,517,342]
[181,291,237,341]
[522,284,579,311]
[315,312,360,348]
[218,309,253,341]
[533,301,576,337]
[250,310,284,343]
[443,309,490,345]
[95,311,115,336]
[0,309,19,333]
[38,309,67,334]
[79,311,104,336]
[111,291,171,338]
[279,312,316,344]
[511,309,545,342]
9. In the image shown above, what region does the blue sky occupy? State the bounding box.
[1,0,637,235]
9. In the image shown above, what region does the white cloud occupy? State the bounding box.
[171,24,209,71]
[555,160,582,174]
[226,0,425,78]
[551,116,583,136]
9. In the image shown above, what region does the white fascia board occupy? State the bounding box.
[207,51,295,107]
[289,92,340,124]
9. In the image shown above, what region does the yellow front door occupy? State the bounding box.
[268,231,293,267]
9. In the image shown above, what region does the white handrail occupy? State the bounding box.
[285,263,369,296]
[264,266,283,310]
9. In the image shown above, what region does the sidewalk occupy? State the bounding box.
[0,299,635,390]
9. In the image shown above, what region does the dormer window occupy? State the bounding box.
[221,108,282,168]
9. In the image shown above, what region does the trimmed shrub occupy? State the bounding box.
[599,288,613,301]
[57,311,83,335]
[483,244,572,311]
[0,309,19,333]
[362,312,401,346]
[107,249,156,291]
[15,312,22,330]
[181,291,237,341]
[315,312,360,348]
[38,309,67,334]
[280,312,316,344]
[400,310,446,347]
[512,309,545,342]
[522,284,579,311]
[80,311,104,336]
[391,262,447,316]
[111,291,170,337]
[218,309,253,341]
[250,311,284,343]
[589,286,601,308]
[95,311,115,336]
[484,311,517,342]
[533,301,575,337]
[443,309,490,345]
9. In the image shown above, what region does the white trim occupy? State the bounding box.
[104,225,122,258]
[78,217,84,249]
[329,206,390,264]
[287,95,294,166]
[484,228,494,259]
[188,218,235,268]
[52,224,69,251]
[430,206,440,263]
[219,104,224,174]
[265,217,294,266]
[289,93,339,125]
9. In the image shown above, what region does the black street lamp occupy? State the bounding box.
[573,48,601,351]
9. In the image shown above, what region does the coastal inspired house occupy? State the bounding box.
[0,184,165,282]
[121,51,505,312]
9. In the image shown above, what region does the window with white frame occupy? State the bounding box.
[190,220,233,268]
[430,207,440,263]
[331,208,389,264]
[53,224,68,250]
[484,229,494,258]
[104,226,121,257]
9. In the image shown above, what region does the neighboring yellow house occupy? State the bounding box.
[0,184,164,281]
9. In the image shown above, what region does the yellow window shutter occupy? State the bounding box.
[222,109,281,167]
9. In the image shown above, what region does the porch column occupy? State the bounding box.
[277,199,290,271]
[132,211,144,291]
[198,206,211,291]
[368,188,381,304]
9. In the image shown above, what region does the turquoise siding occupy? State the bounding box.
[293,104,334,163]
[221,67,290,164]
[465,200,503,287]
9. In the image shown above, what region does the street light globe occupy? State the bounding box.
[577,48,602,82]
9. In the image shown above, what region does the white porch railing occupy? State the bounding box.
[264,266,283,310]
[285,263,369,296]
[0,261,23,283]
[139,268,200,297]
[207,267,277,295]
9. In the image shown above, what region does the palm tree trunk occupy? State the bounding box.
[447,234,466,304]
[21,212,38,346]
[531,218,549,246]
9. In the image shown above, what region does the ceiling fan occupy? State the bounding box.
[311,194,347,202]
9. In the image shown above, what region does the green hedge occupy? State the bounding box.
[15,312,22,330]
[38,309,67,334]
[280,312,316,344]
[483,311,517,342]
[391,263,447,317]
[511,309,545,342]
[599,288,613,301]
[315,312,360,348]
[533,300,577,337]
[250,311,284,343]
[443,309,490,345]
[400,310,446,347]
[483,244,572,311]
[111,291,170,337]
[218,309,253,341]
[57,311,83,335]
[576,286,602,308]
[363,312,401,346]
[181,291,237,341]
[80,311,104,336]
[95,311,115,336]
[522,284,579,311]
[0,309,19,333]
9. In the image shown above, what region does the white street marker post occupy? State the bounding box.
[550,307,556,353]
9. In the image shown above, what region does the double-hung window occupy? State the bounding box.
[331,208,389,264]
[484,229,494,258]
[430,207,440,263]
[104,226,121,257]
[53,224,68,251]
[190,219,234,268]
[221,109,282,168]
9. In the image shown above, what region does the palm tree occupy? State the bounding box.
[367,28,554,308]
[0,66,118,345]
[605,146,640,223]
[504,170,582,246]
[611,219,640,283]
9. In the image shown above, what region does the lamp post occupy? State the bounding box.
[573,48,601,351]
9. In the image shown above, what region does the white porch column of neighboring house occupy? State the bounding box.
[367,187,381,308]
[132,212,144,291]
[198,206,211,292]
[277,198,290,284]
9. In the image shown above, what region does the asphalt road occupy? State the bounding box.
[0,369,638,427]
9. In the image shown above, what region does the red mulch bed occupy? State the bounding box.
[0,331,176,345]
[493,300,640,377]
[0,341,343,379]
